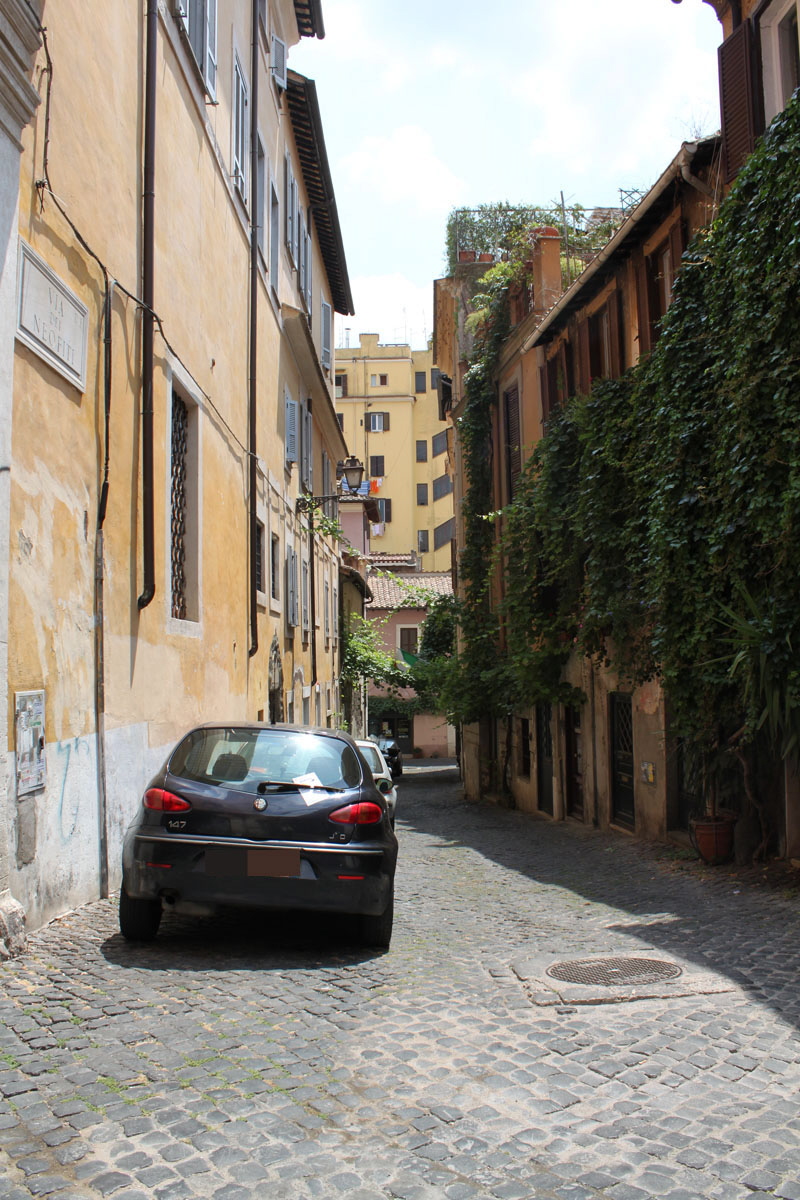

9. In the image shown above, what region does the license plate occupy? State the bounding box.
[204,846,301,877]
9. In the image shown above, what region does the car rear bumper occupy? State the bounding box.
[123,831,395,916]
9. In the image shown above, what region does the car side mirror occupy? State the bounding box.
[376,777,393,795]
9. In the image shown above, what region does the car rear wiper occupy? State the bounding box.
[256,779,345,794]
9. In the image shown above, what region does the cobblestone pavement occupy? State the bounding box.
[2,762,800,1200]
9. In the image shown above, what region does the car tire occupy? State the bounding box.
[119,887,162,942]
[360,886,393,948]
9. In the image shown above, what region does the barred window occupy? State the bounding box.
[170,389,199,621]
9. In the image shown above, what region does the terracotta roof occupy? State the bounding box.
[369,552,418,569]
[366,571,453,610]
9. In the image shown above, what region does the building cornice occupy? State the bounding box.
[0,0,42,148]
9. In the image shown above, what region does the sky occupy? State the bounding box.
[291,0,723,352]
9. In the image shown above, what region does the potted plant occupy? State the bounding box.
[689,743,737,865]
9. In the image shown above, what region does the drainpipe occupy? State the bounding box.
[94,277,114,898]
[681,148,717,199]
[248,0,259,657]
[309,510,318,687]
[138,0,157,609]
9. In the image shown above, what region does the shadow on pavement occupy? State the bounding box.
[101,907,388,972]
[396,761,800,1026]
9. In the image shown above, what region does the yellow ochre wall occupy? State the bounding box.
[7,0,349,930]
[335,334,454,570]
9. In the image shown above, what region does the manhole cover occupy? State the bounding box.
[546,956,682,987]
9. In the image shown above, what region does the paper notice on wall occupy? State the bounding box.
[15,690,46,795]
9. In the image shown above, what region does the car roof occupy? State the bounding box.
[188,723,358,747]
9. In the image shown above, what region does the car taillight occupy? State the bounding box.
[144,788,191,812]
[329,802,383,825]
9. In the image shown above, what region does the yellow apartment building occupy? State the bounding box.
[335,334,455,571]
[0,0,364,949]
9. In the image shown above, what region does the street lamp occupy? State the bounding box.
[295,456,365,698]
[295,455,365,514]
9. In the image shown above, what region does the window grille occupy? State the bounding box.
[170,393,189,619]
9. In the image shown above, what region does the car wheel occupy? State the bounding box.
[359,886,393,948]
[119,887,162,942]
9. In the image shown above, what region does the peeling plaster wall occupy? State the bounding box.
[1,0,41,954]
[7,723,172,930]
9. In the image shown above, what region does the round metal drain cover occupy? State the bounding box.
[546,956,682,987]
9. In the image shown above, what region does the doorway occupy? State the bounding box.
[536,703,554,815]
[611,693,635,827]
[565,706,584,819]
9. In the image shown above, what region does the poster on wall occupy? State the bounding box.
[15,690,46,796]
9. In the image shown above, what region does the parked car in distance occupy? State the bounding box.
[372,735,403,778]
[356,740,398,827]
[120,724,397,947]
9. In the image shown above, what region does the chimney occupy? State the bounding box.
[530,226,562,315]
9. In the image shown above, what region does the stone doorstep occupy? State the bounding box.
[508,949,739,1007]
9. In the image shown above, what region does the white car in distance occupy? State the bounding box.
[356,739,398,827]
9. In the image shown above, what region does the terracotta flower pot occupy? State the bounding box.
[690,816,736,865]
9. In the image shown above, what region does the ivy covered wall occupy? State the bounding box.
[451,94,800,846]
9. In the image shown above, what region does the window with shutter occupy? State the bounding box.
[285,390,298,465]
[304,213,313,312]
[719,20,761,182]
[321,300,332,369]
[285,155,295,259]
[503,386,521,500]
[269,175,280,293]
[302,558,309,635]
[539,363,550,425]
[286,547,298,628]
[256,138,266,258]
[232,56,248,199]
[176,0,217,98]
[271,34,287,89]
[370,455,385,477]
[399,627,418,654]
[298,211,307,299]
[301,403,313,491]
[270,533,280,601]
[577,318,591,394]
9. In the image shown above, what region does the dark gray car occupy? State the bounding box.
[120,724,397,947]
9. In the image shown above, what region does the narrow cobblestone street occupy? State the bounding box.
[2,763,800,1200]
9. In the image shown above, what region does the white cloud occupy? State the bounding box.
[337,274,433,352]
[340,126,466,217]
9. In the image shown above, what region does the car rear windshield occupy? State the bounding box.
[359,745,384,773]
[169,728,363,792]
